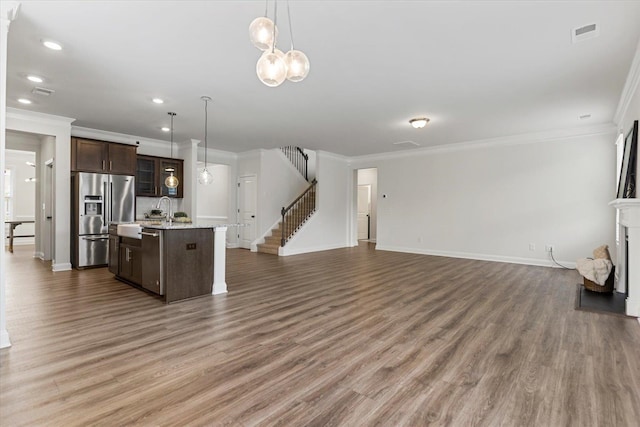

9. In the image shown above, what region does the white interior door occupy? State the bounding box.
[238,174,257,249]
[357,185,371,240]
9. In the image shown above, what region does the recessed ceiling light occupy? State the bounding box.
[152,98,164,104]
[409,117,430,129]
[27,75,44,83]
[18,98,32,104]
[161,127,170,132]
[42,40,62,51]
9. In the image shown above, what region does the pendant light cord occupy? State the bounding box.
[287,0,294,51]
[169,112,175,159]
[204,99,208,167]
[271,0,278,53]
[264,0,269,17]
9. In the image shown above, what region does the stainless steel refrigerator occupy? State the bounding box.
[72,172,135,268]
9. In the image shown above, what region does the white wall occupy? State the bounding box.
[236,149,309,245]
[281,151,352,255]
[197,163,230,223]
[260,149,309,233]
[357,168,378,241]
[356,131,617,267]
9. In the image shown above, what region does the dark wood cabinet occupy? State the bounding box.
[71,137,137,175]
[119,238,142,285]
[136,155,183,198]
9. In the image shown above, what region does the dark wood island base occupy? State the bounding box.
[109,225,214,303]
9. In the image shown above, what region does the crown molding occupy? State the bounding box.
[1,1,20,22]
[317,150,350,162]
[351,123,617,164]
[614,38,640,126]
[7,108,75,126]
[71,125,164,147]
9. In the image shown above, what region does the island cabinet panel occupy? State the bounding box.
[136,155,184,198]
[119,237,142,285]
[141,230,161,295]
[72,137,137,175]
[163,228,214,303]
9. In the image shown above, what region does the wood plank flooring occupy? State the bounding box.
[1,243,640,426]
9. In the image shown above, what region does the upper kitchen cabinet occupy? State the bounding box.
[71,138,137,175]
[136,155,184,198]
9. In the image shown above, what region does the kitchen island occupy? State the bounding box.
[109,223,232,303]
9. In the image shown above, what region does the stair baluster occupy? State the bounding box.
[280,146,309,181]
[281,179,317,247]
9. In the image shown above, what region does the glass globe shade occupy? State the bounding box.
[249,17,277,51]
[198,168,214,185]
[285,50,310,82]
[165,173,179,189]
[256,50,288,87]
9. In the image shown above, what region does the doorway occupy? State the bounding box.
[356,168,378,243]
[237,174,257,249]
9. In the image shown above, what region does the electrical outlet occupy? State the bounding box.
[529,243,536,251]
[545,244,554,252]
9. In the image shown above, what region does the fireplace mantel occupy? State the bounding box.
[609,198,640,317]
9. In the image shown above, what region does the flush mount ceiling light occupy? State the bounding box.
[164,112,179,189]
[198,96,214,185]
[42,40,62,50]
[252,0,310,87]
[18,98,32,104]
[27,75,44,83]
[161,126,170,132]
[409,118,430,129]
[152,98,164,104]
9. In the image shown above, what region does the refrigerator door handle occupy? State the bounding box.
[82,236,109,241]
[103,181,108,226]
[110,181,113,225]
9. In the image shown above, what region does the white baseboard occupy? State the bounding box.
[279,243,348,256]
[226,243,239,249]
[374,245,576,269]
[0,329,11,349]
[51,262,72,272]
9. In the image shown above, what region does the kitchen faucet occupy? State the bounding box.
[156,196,173,225]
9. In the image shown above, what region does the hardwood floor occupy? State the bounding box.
[1,243,639,426]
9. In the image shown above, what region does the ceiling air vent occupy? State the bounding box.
[32,87,55,96]
[572,23,599,43]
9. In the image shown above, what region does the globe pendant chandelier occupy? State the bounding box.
[164,112,179,189]
[198,96,214,185]
[250,0,310,87]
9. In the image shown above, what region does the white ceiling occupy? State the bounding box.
[6,1,640,156]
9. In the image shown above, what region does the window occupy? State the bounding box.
[4,168,13,219]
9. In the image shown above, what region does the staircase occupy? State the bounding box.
[256,147,316,255]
